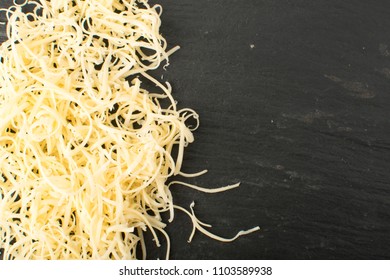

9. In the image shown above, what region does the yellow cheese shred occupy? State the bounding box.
[0,0,259,260]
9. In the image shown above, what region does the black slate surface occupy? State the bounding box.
[1,0,390,260]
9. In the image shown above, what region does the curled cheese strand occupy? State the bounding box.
[174,203,260,243]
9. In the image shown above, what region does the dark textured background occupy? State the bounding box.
[1,0,390,260]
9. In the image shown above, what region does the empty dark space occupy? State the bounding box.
[1,0,390,259]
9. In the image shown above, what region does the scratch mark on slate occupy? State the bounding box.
[326,120,353,132]
[379,43,390,57]
[282,110,333,124]
[377,68,390,79]
[324,74,376,99]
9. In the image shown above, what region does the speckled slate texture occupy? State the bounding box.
[1,0,390,259]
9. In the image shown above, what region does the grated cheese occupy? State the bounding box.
[0,0,259,260]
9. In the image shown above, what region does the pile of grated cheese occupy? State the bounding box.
[0,0,259,260]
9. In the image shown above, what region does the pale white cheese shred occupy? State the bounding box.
[0,0,259,260]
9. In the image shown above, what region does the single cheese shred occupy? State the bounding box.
[0,0,259,260]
